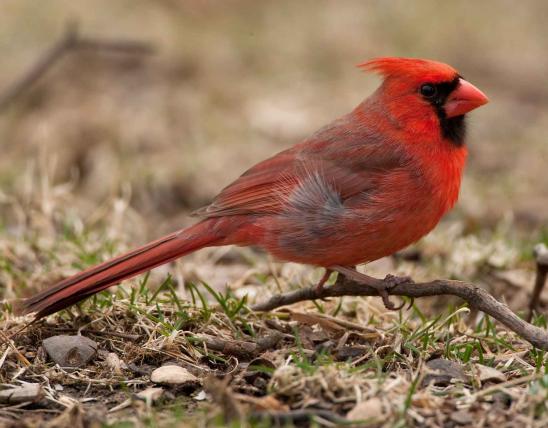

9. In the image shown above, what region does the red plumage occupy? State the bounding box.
[20,57,488,318]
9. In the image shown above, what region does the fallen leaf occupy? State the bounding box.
[475,364,507,384]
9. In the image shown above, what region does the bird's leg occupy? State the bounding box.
[315,268,333,294]
[330,265,413,310]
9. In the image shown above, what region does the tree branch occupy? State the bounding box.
[527,243,548,322]
[0,21,155,110]
[251,274,548,350]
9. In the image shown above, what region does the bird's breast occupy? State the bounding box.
[254,139,467,267]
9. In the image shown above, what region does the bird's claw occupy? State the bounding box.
[375,274,414,311]
[329,266,413,311]
[314,283,331,302]
[375,288,405,311]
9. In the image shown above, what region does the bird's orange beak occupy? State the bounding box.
[445,78,489,118]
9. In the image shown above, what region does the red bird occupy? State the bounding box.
[21,57,488,319]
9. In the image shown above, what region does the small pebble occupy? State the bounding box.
[423,358,469,387]
[150,365,200,387]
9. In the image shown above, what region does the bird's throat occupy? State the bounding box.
[438,113,466,147]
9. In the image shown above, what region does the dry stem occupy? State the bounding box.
[252,273,548,350]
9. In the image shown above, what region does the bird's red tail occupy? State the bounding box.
[19,220,224,319]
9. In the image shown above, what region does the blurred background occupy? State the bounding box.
[0,0,547,305]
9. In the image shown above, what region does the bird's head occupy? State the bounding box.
[359,57,489,146]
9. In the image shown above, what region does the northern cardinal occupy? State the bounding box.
[21,57,488,319]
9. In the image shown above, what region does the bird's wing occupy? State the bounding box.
[194,118,408,218]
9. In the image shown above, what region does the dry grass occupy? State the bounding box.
[1,1,548,427]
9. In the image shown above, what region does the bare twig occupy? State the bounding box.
[252,273,548,350]
[527,243,548,322]
[190,331,284,359]
[191,335,257,358]
[0,21,154,110]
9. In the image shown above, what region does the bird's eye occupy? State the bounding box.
[420,84,437,98]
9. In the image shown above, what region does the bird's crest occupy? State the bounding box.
[359,57,458,83]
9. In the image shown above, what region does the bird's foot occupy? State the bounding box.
[329,265,412,311]
[378,274,414,310]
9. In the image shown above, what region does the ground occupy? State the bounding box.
[1,209,548,427]
[1,1,548,427]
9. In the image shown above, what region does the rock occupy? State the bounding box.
[43,335,98,368]
[475,364,507,383]
[423,359,468,387]
[0,383,42,404]
[347,397,384,421]
[150,365,200,387]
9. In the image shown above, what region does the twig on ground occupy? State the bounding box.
[0,21,154,110]
[190,331,284,359]
[252,272,548,350]
[527,243,548,322]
